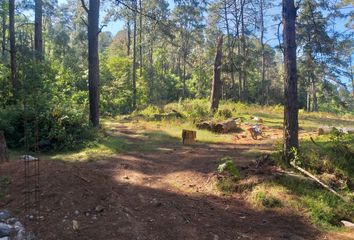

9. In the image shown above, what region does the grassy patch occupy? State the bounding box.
[0,176,10,200]
[248,183,286,209]
[274,176,354,229]
[216,157,242,194]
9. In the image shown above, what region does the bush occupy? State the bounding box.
[139,105,162,118]
[0,104,95,151]
[215,108,232,119]
[217,157,241,179]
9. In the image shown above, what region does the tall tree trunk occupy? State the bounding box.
[0,131,9,163]
[282,0,298,163]
[34,0,43,58]
[139,0,143,77]
[126,21,131,56]
[87,0,100,127]
[223,0,235,98]
[132,0,137,110]
[311,79,317,112]
[306,88,311,112]
[182,54,186,98]
[210,36,223,113]
[1,2,6,58]
[260,0,266,105]
[240,0,247,101]
[9,0,17,97]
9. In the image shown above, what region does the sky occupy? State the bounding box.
[56,0,351,47]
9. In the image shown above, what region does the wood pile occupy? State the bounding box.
[196,118,241,133]
[318,126,354,135]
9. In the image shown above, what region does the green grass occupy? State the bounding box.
[274,176,354,229]
[0,175,10,200]
[163,99,354,131]
[245,176,354,229]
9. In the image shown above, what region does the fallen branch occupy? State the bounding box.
[310,137,319,146]
[74,174,90,183]
[290,161,349,203]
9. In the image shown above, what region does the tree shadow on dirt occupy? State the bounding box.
[0,159,321,240]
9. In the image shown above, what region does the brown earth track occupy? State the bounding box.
[0,124,353,240]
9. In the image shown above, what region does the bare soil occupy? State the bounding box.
[0,123,353,240]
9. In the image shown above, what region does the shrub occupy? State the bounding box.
[0,104,95,151]
[217,157,241,179]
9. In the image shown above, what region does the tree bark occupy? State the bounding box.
[126,21,131,56]
[260,0,266,105]
[132,0,137,110]
[87,0,100,127]
[0,131,9,163]
[34,0,43,58]
[139,0,143,77]
[9,0,17,97]
[210,35,223,113]
[1,1,6,58]
[311,79,317,112]
[282,0,298,163]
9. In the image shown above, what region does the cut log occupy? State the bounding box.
[0,131,9,163]
[182,130,196,145]
[196,119,240,133]
[196,121,212,131]
[318,126,354,135]
[318,126,335,135]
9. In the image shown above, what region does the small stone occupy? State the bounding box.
[95,205,104,213]
[72,220,79,231]
[91,215,97,220]
[5,218,17,225]
[0,223,11,237]
[0,211,11,221]
[85,212,90,217]
[341,220,354,228]
[74,210,80,215]
[213,234,219,240]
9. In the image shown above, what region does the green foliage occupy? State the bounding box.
[138,105,162,118]
[214,108,232,120]
[275,176,354,228]
[254,191,282,208]
[215,157,242,194]
[0,176,10,200]
[217,157,241,179]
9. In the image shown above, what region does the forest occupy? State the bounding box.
[0,0,353,239]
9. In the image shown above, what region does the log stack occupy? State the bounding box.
[0,131,9,163]
[318,126,354,135]
[196,118,241,133]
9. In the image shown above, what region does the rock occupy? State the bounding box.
[0,223,11,237]
[72,220,79,231]
[341,220,354,228]
[213,234,219,240]
[0,211,10,221]
[95,205,104,213]
[74,210,80,215]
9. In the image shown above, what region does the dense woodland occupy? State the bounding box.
[0,0,353,152]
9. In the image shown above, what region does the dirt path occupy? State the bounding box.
[0,123,353,239]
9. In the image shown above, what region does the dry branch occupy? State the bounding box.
[290,161,349,203]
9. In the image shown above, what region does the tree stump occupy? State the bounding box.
[0,131,9,163]
[182,130,196,145]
